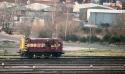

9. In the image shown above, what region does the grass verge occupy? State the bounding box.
[64,49,125,56]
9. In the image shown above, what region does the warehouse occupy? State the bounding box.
[73,3,114,21]
[87,9,125,26]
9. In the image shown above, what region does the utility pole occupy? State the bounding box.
[55,0,58,38]
[51,0,58,38]
[51,0,55,38]
[64,1,68,40]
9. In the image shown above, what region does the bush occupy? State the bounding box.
[65,34,79,42]
[109,35,125,44]
[80,37,87,42]
[39,31,52,38]
[120,35,125,42]
[103,34,111,42]
[103,34,125,44]
[80,36,100,43]
[90,36,101,43]
[109,35,121,43]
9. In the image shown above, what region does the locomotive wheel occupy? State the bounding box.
[44,53,50,58]
[52,53,61,57]
[27,53,34,59]
[28,54,33,59]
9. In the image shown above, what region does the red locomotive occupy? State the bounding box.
[19,37,63,58]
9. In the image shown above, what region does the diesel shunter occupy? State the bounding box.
[19,37,63,58]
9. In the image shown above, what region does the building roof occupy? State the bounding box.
[87,9,125,20]
[73,3,115,12]
[88,9,125,13]
[25,3,50,11]
[0,1,16,9]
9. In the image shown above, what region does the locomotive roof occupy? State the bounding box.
[28,38,60,40]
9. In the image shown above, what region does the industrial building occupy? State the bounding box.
[73,3,114,21]
[87,9,125,26]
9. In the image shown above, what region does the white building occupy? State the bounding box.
[73,3,114,13]
[73,3,114,21]
[87,9,125,26]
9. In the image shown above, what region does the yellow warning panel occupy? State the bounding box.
[19,37,27,51]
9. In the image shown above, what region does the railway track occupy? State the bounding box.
[0,56,125,74]
[0,56,125,64]
[0,64,125,74]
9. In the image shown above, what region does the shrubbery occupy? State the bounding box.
[80,36,101,43]
[65,34,101,43]
[102,34,111,42]
[39,30,52,38]
[79,37,87,42]
[38,30,125,44]
[65,34,79,42]
[103,34,125,44]
[90,36,101,43]
[109,35,121,43]
[65,34,125,44]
